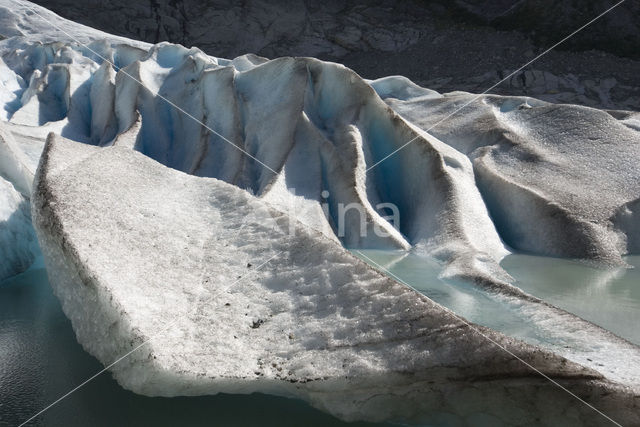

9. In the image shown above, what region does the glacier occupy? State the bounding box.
[0,0,639,424]
[31,133,640,424]
[0,36,514,286]
[3,33,639,286]
[382,90,640,265]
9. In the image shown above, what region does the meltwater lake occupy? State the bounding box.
[1,254,638,425]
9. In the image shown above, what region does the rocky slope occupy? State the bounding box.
[29,0,640,110]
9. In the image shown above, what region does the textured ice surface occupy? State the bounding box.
[0,0,150,48]
[0,36,511,286]
[1,9,639,286]
[0,175,37,281]
[380,89,640,265]
[31,134,639,424]
[1,3,639,423]
[355,250,640,389]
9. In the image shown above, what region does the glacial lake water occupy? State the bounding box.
[1,253,638,425]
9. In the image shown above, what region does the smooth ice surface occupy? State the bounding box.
[30,135,640,425]
[0,120,47,281]
[0,123,40,280]
[0,175,37,280]
[0,268,368,427]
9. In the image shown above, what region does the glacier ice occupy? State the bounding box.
[1,38,512,286]
[0,0,150,48]
[381,90,640,265]
[0,174,37,281]
[0,2,638,423]
[0,121,34,196]
[0,121,40,280]
[2,32,638,288]
[31,133,640,424]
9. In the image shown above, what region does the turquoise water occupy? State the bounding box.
[353,251,640,346]
[502,254,640,345]
[0,268,380,427]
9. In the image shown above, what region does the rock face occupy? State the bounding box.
[26,0,425,59]
[29,0,640,60]
[24,0,640,110]
[31,134,640,424]
[438,0,640,59]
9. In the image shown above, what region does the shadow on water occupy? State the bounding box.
[0,268,384,427]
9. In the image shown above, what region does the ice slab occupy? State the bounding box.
[31,134,639,424]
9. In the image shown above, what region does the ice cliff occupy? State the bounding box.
[2,36,639,287]
[0,37,515,287]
